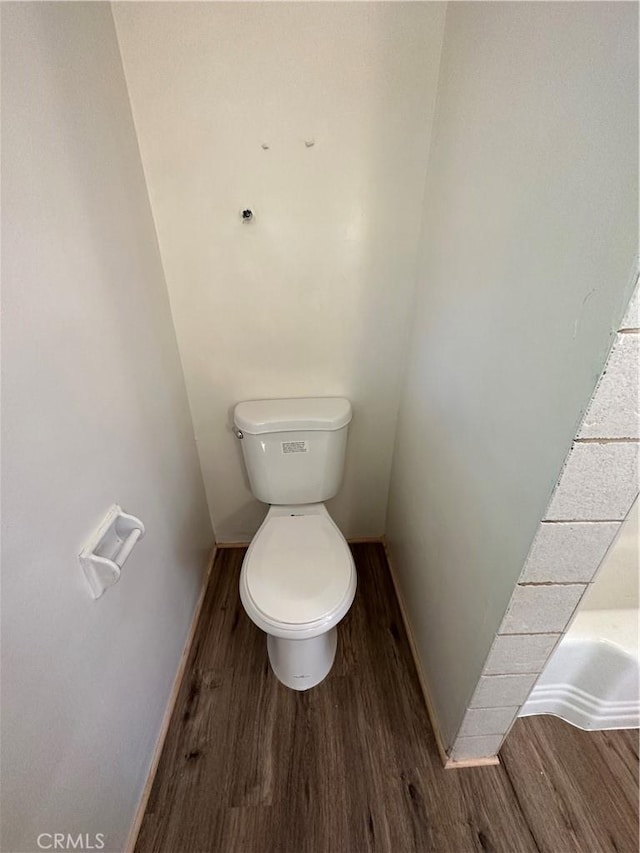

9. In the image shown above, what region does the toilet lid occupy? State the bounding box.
[245,514,353,625]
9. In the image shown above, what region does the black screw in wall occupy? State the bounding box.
[241,209,254,222]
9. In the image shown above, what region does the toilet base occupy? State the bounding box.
[267,628,337,691]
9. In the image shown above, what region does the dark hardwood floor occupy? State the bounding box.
[135,544,639,853]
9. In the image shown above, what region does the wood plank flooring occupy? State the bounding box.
[501,716,639,853]
[135,544,639,853]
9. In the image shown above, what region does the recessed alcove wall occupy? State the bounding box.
[113,1,638,762]
[113,2,447,542]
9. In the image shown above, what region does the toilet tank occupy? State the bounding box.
[234,398,352,505]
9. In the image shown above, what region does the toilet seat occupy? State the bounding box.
[240,509,356,639]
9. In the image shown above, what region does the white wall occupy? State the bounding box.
[386,1,639,747]
[113,2,446,542]
[1,5,213,851]
[580,498,639,612]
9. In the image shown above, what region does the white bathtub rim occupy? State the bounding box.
[521,681,639,730]
[520,700,639,731]
[519,610,639,731]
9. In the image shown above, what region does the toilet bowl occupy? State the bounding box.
[233,396,356,690]
[240,503,356,690]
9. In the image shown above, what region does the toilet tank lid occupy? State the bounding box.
[234,397,352,434]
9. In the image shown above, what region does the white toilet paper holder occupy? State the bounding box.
[79,504,145,599]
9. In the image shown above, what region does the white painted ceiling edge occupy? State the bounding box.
[112,1,448,542]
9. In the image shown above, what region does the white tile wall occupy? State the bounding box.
[500,583,585,634]
[521,521,621,583]
[484,633,559,675]
[458,706,519,737]
[470,674,539,708]
[545,442,639,521]
[450,734,504,762]
[578,334,639,439]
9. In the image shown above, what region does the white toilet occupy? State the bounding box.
[234,397,357,691]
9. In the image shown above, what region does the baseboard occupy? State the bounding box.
[381,538,452,767]
[125,544,218,853]
[444,755,500,769]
